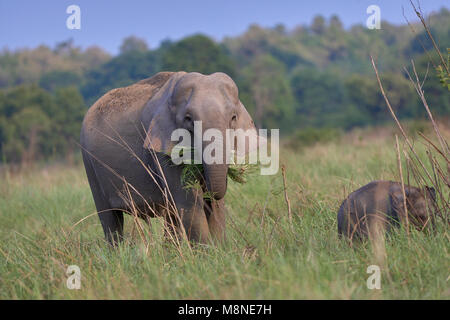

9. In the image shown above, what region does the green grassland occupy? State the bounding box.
[0,126,448,299]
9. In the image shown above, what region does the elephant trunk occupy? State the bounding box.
[202,132,228,200]
[203,163,228,200]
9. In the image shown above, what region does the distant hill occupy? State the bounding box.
[0,8,449,162]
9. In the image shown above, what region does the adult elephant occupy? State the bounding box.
[80,71,261,245]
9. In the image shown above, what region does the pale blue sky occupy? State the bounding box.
[0,0,448,54]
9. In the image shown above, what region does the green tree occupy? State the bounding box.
[39,70,82,92]
[82,50,162,104]
[329,15,343,30]
[119,36,149,54]
[413,51,450,116]
[291,68,351,128]
[345,73,419,124]
[0,85,52,163]
[45,87,86,159]
[242,54,294,129]
[311,15,326,35]
[162,34,236,77]
[0,85,86,163]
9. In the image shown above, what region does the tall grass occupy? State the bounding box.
[371,1,449,230]
[0,124,448,299]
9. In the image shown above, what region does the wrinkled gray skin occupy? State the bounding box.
[80,71,259,245]
[337,180,437,241]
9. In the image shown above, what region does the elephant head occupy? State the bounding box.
[390,184,438,231]
[143,72,262,200]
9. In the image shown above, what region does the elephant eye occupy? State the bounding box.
[230,114,237,128]
[184,114,193,129]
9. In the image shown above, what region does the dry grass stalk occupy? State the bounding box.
[370,56,434,185]
[409,0,449,75]
[281,164,292,224]
[371,16,449,227]
[395,135,411,240]
[403,61,449,156]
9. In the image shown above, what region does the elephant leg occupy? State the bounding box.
[99,210,124,246]
[82,151,124,246]
[205,199,226,242]
[155,159,210,243]
[176,188,210,244]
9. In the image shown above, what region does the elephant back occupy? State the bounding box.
[83,72,175,128]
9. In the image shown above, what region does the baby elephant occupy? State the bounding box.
[337,180,437,241]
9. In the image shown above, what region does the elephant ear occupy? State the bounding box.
[389,184,418,219]
[143,72,186,154]
[233,101,267,158]
[424,186,436,202]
